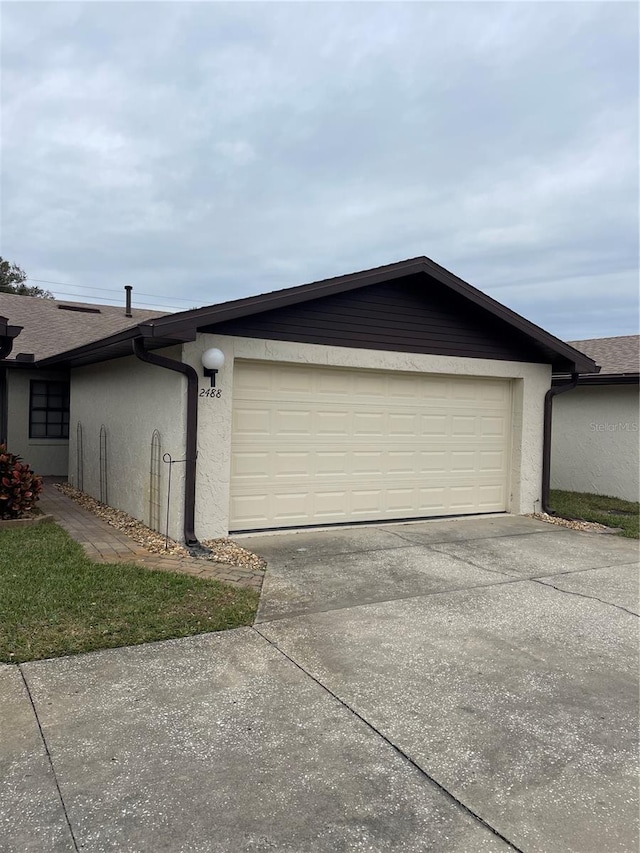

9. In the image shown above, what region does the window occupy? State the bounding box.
[29,381,70,439]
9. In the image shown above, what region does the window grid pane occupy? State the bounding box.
[29,380,71,440]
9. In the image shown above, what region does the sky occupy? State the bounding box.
[1,1,638,341]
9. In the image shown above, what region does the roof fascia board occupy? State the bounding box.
[416,258,599,374]
[35,327,197,368]
[1,359,70,372]
[32,257,600,373]
[36,326,141,367]
[140,260,426,337]
[139,257,599,373]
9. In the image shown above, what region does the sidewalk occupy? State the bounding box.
[38,482,265,591]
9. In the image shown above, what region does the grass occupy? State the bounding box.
[550,489,639,539]
[0,523,259,664]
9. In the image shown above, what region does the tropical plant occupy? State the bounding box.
[0,444,43,518]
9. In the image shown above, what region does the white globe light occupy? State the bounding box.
[201,348,225,370]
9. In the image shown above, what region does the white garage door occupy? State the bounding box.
[229,361,512,531]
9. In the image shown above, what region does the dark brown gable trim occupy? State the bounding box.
[34,257,600,373]
[138,257,597,373]
[201,275,560,366]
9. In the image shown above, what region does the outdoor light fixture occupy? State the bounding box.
[201,347,225,387]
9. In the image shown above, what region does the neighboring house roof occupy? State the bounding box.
[552,334,639,387]
[0,292,166,362]
[567,335,639,377]
[36,257,599,374]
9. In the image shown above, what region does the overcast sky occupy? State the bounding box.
[1,2,638,340]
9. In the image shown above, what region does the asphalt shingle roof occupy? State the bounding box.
[0,293,167,362]
[568,335,639,376]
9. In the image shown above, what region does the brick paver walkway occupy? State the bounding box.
[38,482,265,591]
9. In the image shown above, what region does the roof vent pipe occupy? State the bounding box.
[125,285,133,318]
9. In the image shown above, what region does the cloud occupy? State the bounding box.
[1,1,637,337]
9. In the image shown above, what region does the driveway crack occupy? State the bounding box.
[425,546,520,580]
[19,667,80,852]
[530,560,639,579]
[530,579,638,617]
[252,626,525,853]
[381,525,568,548]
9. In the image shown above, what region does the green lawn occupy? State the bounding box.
[0,523,259,663]
[550,489,639,539]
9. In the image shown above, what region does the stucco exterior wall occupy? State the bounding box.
[551,384,640,502]
[5,369,70,476]
[69,349,187,542]
[183,335,552,539]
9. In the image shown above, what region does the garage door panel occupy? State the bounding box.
[481,415,508,437]
[230,493,271,527]
[274,409,312,434]
[480,450,506,472]
[390,488,426,514]
[315,490,349,518]
[387,450,416,475]
[316,451,349,477]
[272,452,310,478]
[449,485,477,510]
[417,486,448,511]
[233,407,271,435]
[272,492,310,523]
[318,371,351,395]
[353,412,385,435]
[278,365,313,392]
[421,414,448,436]
[478,484,506,508]
[233,362,272,393]
[351,450,384,476]
[351,489,385,514]
[230,362,512,531]
[231,451,271,479]
[453,416,480,436]
[389,413,417,435]
[317,411,350,434]
[451,451,476,472]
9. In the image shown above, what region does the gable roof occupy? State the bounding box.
[567,335,639,377]
[0,292,166,362]
[35,257,598,373]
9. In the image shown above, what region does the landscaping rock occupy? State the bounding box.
[54,483,265,571]
[527,512,623,535]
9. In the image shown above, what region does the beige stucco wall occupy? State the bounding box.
[5,369,70,476]
[69,349,187,542]
[183,335,552,539]
[551,384,640,502]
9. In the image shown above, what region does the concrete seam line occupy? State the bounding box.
[381,526,568,548]
[254,575,527,624]
[346,526,522,581]
[18,666,80,853]
[421,546,521,580]
[252,626,525,853]
[530,560,640,580]
[529,579,639,618]
[268,542,419,562]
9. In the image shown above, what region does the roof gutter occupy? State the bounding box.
[541,373,579,515]
[552,373,638,387]
[0,316,23,360]
[132,338,207,554]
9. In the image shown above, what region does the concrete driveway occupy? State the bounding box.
[2,516,638,852]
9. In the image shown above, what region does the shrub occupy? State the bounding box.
[0,444,43,519]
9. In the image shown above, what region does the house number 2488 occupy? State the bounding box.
[199,388,222,398]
